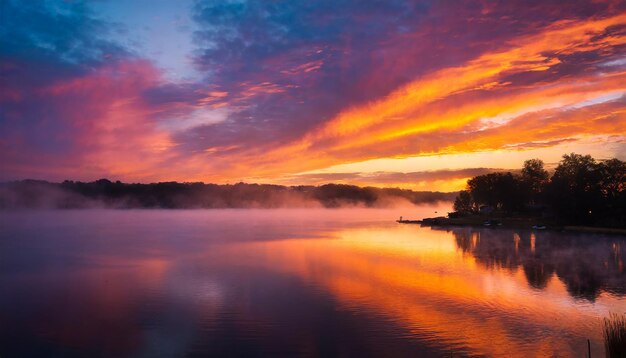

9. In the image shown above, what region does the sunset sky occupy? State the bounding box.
[1,0,625,191]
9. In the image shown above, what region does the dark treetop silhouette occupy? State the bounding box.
[0,180,454,209]
[453,153,626,228]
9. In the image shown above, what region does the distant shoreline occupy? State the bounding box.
[0,179,456,209]
[398,216,626,235]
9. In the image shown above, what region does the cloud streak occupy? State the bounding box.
[1,0,625,190]
[275,168,502,191]
[197,13,626,181]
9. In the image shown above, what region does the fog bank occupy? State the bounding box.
[0,179,456,210]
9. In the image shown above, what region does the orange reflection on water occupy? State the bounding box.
[210,224,626,356]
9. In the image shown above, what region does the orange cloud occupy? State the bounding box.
[195,13,626,182]
[9,13,624,188]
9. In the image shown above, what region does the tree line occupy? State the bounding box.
[0,180,455,209]
[453,153,625,227]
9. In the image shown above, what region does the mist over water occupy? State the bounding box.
[0,180,455,209]
[1,207,625,357]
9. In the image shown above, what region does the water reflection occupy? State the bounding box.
[449,227,626,300]
[228,225,626,356]
[1,209,625,357]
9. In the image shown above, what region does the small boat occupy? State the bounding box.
[532,225,547,230]
[483,220,502,227]
[397,219,421,224]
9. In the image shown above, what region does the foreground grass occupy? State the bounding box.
[604,313,626,358]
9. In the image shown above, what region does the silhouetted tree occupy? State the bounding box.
[599,159,626,197]
[452,153,624,227]
[546,153,603,224]
[521,159,549,204]
[597,158,626,227]
[453,190,474,213]
[467,172,524,212]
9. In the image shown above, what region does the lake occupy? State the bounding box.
[1,207,625,357]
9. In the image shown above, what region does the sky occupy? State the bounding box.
[1,0,625,191]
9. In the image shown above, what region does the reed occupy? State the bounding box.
[603,313,626,358]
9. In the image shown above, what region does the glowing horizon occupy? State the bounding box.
[1,1,625,191]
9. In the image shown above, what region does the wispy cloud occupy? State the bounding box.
[273,168,501,191]
[1,0,625,188]
[193,13,626,181]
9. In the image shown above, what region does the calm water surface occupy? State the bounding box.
[1,207,626,357]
